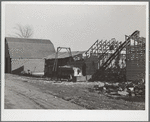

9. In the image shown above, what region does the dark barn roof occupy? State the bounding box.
[5,37,55,59]
[45,51,85,60]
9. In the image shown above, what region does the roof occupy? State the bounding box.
[45,51,85,60]
[5,37,55,59]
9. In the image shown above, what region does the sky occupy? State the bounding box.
[4,2,147,51]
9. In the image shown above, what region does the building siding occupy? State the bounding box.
[11,59,45,74]
[5,37,55,74]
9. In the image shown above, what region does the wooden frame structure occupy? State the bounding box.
[91,30,141,81]
[84,38,123,69]
[126,33,145,81]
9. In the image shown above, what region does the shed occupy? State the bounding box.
[44,51,85,77]
[5,37,55,74]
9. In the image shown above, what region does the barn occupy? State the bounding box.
[5,37,55,74]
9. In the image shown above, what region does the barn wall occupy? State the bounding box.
[11,59,45,74]
[126,37,145,81]
[68,55,99,75]
[44,58,70,76]
[85,55,99,75]
[5,40,11,73]
[69,60,84,69]
[5,57,11,73]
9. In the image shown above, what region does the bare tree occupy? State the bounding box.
[13,24,33,38]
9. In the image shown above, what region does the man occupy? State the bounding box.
[82,62,86,76]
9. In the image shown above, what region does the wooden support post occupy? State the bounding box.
[97,40,99,56]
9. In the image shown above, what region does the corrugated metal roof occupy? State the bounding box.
[5,37,55,59]
[45,51,85,59]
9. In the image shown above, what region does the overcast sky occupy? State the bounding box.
[4,3,147,51]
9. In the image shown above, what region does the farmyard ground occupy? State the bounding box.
[4,74,145,110]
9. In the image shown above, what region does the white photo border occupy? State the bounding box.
[1,1,149,121]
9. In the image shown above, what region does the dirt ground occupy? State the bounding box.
[4,74,145,109]
[5,74,84,109]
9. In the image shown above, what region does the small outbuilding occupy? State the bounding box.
[5,37,55,74]
[44,51,99,80]
[44,51,85,77]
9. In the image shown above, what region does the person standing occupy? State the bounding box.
[82,62,87,80]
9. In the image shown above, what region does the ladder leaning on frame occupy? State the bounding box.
[52,47,72,80]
